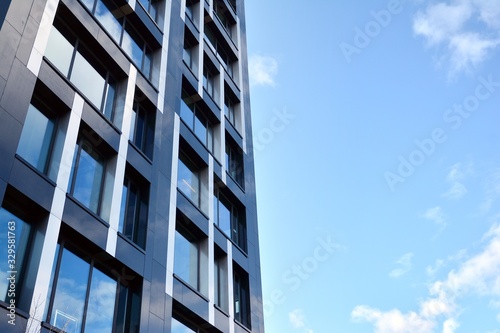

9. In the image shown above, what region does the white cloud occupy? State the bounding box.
[481,169,500,214]
[413,0,500,76]
[352,222,500,332]
[352,306,435,333]
[389,252,414,279]
[423,206,447,226]
[442,318,460,333]
[442,162,472,199]
[248,55,278,87]
[289,309,314,333]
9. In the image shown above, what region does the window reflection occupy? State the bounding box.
[177,156,200,206]
[47,246,123,333]
[50,249,90,333]
[70,139,105,214]
[85,269,116,332]
[174,228,200,290]
[83,0,155,80]
[0,208,31,303]
[45,23,117,120]
[171,318,196,333]
[44,27,73,76]
[17,104,55,173]
[71,52,106,109]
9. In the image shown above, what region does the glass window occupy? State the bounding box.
[224,96,236,126]
[46,245,141,333]
[213,191,231,236]
[118,175,148,249]
[17,104,55,174]
[83,0,155,80]
[171,318,196,333]
[138,0,159,22]
[180,99,212,151]
[49,248,91,333]
[203,66,215,99]
[0,208,31,303]
[115,283,141,333]
[177,154,200,207]
[234,267,251,329]
[93,0,123,42]
[174,227,200,290]
[84,268,117,332]
[44,26,73,77]
[225,143,244,188]
[183,46,192,69]
[45,23,117,120]
[71,52,106,109]
[122,24,143,70]
[214,253,228,312]
[69,138,105,215]
[130,100,155,159]
[214,189,246,250]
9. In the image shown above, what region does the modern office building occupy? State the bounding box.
[0,0,264,332]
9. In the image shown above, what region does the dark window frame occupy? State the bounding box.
[45,241,142,333]
[81,0,155,80]
[180,97,214,152]
[119,173,149,249]
[225,139,244,189]
[177,152,202,208]
[17,98,58,177]
[233,265,251,329]
[213,188,246,251]
[68,133,108,216]
[45,19,118,120]
[130,96,155,160]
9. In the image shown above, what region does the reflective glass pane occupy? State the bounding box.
[0,209,30,302]
[118,182,128,234]
[72,141,104,213]
[85,269,117,332]
[94,0,123,42]
[80,0,94,11]
[17,104,55,172]
[194,113,207,145]
[50,249,90,333]
[134,108,145,149]
[171,318,196,333]
[143,50,152,80]
[148,1,158,21]
[174,230,198,288]
[122,27,143,69]
[45,27,73,77]
[144,113,155,159]
[71,52,105,109]
[129,108,137,142]
[137,196,148,248]
[180,101,194,129]
[103,79,116,119]
[218,196,231,236]
[177,158,199,205]
[124,184,137,239]
[215,258,228,312]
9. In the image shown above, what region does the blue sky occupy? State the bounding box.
[245,1,500,332]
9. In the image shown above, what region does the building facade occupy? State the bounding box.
[0,0,264,332]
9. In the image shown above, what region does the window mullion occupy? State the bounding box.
[96,160,107,215]
[46,243,65,324]
[70,142,82,195]
[43,118,57,174]
[80,261,94,333]
[100,74,109,112]
[67,40,79,81]
[111,279,122,333]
